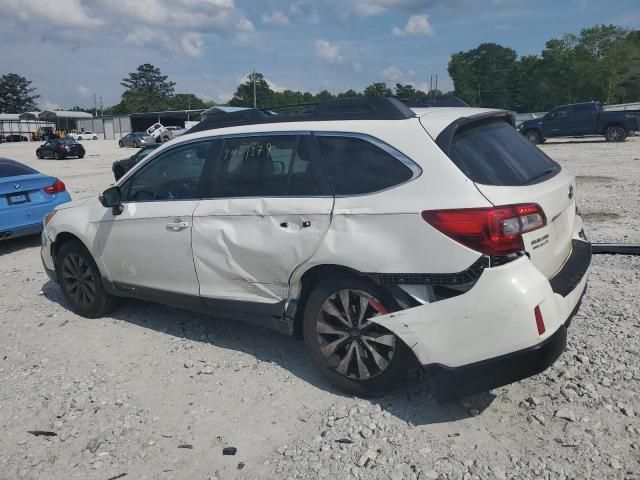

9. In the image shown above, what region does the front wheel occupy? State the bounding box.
[118,141,123,147]
[93,136,97,140]
[56,240,118,318]
[36,151,42,159]
[134,141,140,148]
[525,129,543,144]
[303,274,411,396]
[605,126,626,142]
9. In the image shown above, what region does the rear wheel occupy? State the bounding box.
[77,136,83,141]
[605,126,626,142]
[78,154,85,159]
[56,240,118,318]
[93,135,97,140]
[303,274,411,396]
[525,129,543,144]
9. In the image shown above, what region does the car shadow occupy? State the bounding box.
[41,280,495,426]
[0,233,41,255]
[543,139,608,145]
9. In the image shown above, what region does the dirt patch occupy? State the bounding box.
[576,175,616,182]
[582,211,621,222]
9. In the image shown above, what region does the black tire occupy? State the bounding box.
[54,152,63,160]
[36,150,42,159]
[93,136,97,140]
[525,129,543,144]
[78,155,85,159]
[77,136,83,141]
[134,141,140,148]
[119,141,123,147]
[56,240,118,318]
[605,126,626,142]
[302,274,412,397]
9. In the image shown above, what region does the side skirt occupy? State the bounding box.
[105,280,293,334]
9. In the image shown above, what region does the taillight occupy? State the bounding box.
[421,204,546,256]
[44,179,66,194]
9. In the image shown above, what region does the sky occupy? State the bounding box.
[0,0,638,111]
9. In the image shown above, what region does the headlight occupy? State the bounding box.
[44,211,57,227]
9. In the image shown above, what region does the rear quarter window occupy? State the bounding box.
[449,120,560,186]
[316,135,416,195]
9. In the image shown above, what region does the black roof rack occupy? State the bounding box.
[186,97,416,135]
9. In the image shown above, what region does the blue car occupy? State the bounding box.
[0,158,72,240]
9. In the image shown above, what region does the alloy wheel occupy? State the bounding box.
[61,253,97,308]
[316,289,396,380]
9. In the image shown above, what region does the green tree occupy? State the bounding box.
[394,83,427,99]
[449,43,518,108]
[336,89,363,99]
[364,82,392,97]
[0,73,40,113]
[115,64,176,113]
[228,72,275,108]
[167,93,207,110]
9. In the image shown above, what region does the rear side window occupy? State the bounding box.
[316,135,414,195]
[0,161,36,178]
[214,135,330,197]
[449,121,560,186]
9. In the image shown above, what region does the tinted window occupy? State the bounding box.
[0,161,36,178]
[571,104,595,114]
[316,135,414,195]
[215,135,329,197]
[123,141,211,202]
[450,120,560,186]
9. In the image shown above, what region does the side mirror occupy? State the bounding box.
[99,186,124,215]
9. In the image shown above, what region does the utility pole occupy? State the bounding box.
[93,93,97,116]
[99,96,103,116]
[435,74,438,95]
[252,68,257,108]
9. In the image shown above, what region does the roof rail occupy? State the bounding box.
[185,97,415,135]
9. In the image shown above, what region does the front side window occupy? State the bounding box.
[122,141,212,202]
[315,135,415,195]
[214,135,329,197]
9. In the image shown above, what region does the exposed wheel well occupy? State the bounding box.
[604,122,626,132]
[292,264,365,337]
[52,232,88,264]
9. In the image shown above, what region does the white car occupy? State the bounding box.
[41,98,591,400]
[69,131,98,141]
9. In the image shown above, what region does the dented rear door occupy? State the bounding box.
[192,133,334,304]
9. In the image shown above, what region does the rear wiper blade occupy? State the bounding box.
[523,168,556,185]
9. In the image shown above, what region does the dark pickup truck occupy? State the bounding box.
[519,101,639,144]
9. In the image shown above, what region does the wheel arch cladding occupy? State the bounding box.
[53,232,91,264]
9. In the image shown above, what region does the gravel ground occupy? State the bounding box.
[0,137,638,480]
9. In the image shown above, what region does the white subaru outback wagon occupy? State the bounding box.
[41,98,591,400]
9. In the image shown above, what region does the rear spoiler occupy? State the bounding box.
[435,111,516,156]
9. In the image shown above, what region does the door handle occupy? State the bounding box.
[166,221,189,232]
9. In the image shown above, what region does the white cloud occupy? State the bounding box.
[262,11,290,26]
[77,86,90,97]
[3,0,102,27]
[42,99,62,110]
[181,32,204,56]
[380,66,416,83]
[314,39,343,63]
[392,14,433,36]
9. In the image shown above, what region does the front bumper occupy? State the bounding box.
[372,239,591,400]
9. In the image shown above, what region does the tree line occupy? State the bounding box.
[1,24,638,116]
[449,25,640,112]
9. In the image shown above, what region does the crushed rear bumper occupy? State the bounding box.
[371,239,591,401]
